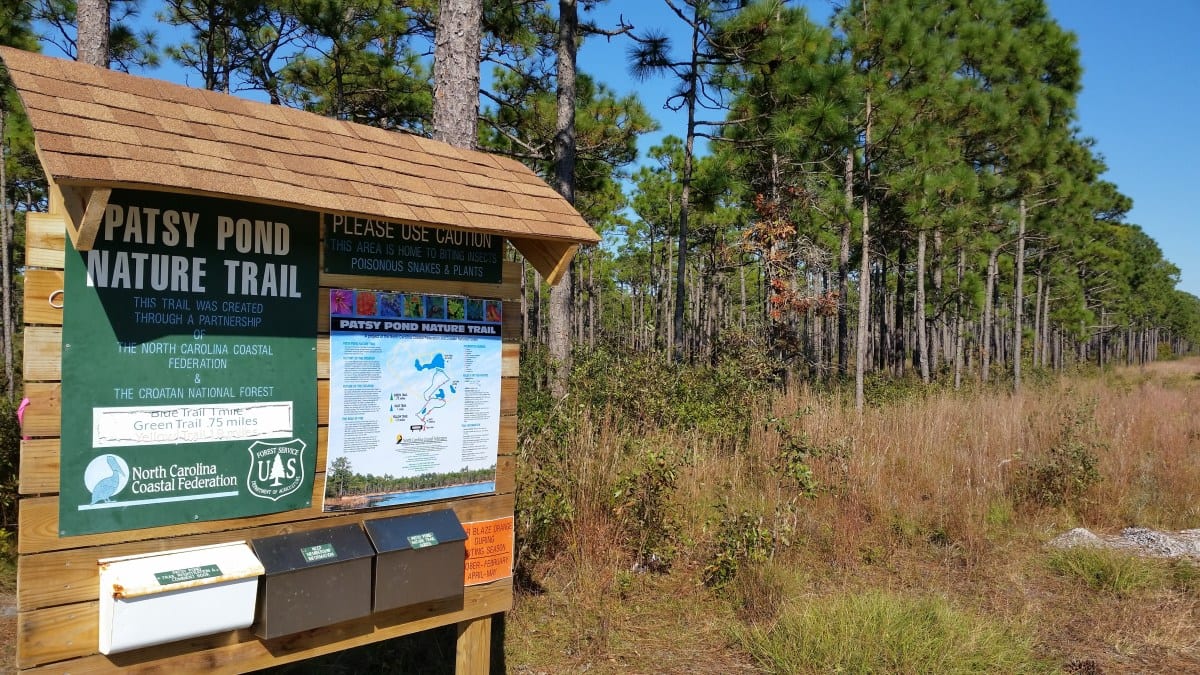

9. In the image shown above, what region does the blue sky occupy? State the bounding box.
[36,1,1199,296]
[581,0,1200,297]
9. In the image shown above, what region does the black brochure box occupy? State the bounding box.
[249,523,375,639]
[364,509,468,612]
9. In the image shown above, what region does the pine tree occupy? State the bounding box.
[432,0,482,147]
[628,0,745,362]
[283,0,431,130]
[2,2,40,399]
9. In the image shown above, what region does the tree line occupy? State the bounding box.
[2,0,1199,411]
[325,455,496,502]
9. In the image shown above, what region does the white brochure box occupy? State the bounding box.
[98,541,264,654]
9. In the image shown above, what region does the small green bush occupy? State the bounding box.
[566,340,776,443]
[735,590,1050,674]
[702,501,774,589]
[611,446,680,569]
[1011,400,1102,508]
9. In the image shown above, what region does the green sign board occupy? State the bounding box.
[59,189,319,536]
[323,213,503,283]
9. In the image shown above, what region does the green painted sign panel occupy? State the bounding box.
[59,189,319,536]
[323,213,503,283]
[155,564,222,586]
[300,543,337,563]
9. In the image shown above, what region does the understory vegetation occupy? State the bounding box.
[507,349,1200,674]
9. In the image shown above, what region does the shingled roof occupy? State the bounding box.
[0,47,595,284]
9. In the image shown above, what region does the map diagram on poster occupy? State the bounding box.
[324,289,502,510]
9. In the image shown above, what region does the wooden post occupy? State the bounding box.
[455,614,492,675]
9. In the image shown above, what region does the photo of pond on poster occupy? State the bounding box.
[323,289,503,511]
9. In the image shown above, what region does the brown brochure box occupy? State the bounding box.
[250,523,375,639]
[364,509,468,612]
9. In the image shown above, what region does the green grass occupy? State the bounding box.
[1047,547,1156,594]
[1047,547,1197,595]
[734,590,1051,674]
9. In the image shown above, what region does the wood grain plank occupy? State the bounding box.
[455,616,492,675]
[22,326,61,382]
[502,342,520,377]
[24,212,66,270]
[17,601,97,669]
[23,270,65,326]
[18,439,60,495]
[317,337,328,378]
[495,455,515,496]
[19,578,512,672]
[502,301,520,341]
[18,383,60,438]
[17,494,514,612]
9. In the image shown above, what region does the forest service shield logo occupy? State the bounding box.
[246,439,307,501]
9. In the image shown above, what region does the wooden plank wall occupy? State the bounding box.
[18,211,521,673]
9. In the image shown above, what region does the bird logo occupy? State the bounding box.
[84,454,129,504]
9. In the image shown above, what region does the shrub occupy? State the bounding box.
[1011,400,1102,508]
[702,501,774,589]
[735,590,1049,674]
[611,446,680,569]
[514,344,578,577]
[566,341,776,444]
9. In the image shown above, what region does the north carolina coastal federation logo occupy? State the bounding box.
[84,453,130,505]
[246,439,307,501]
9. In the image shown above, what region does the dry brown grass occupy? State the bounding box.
[509,359,1200,673]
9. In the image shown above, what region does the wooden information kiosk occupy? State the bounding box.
[2,46,596,674]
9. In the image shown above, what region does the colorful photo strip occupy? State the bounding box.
[331,289,502,326]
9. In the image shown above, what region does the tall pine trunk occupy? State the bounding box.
[954,246,965,390]
[893,236,906,376]
[982,245,999,383]
[1032,267,1042,368]
[1013,199,1026,391]
[547,0,578,399]
[673,15,702,364]
[839,149,853,377]
[76,0,110,67]
[432,0,482,148]
[0,103,13,397]
[916,229,929,383]
[855,94,872,413]
[931,229,943,377]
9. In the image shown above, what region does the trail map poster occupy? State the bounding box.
[324,289,502,511]
[59,189,319,536]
